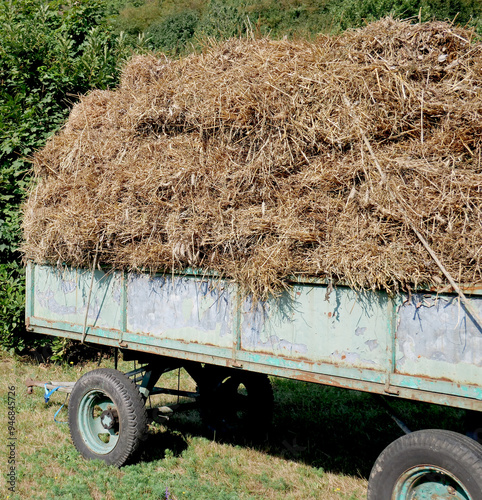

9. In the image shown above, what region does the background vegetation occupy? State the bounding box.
[0,0,133,352]
[111,0,482,53]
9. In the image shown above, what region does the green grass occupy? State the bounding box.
[1,351,467,499]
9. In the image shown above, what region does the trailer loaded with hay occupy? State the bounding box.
[23,18,482,498]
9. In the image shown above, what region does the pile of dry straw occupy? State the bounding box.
[22,17,482,297]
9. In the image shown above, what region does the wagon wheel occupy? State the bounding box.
[68,368,148,467]
[200,366,273,439]
[368,429,482,499]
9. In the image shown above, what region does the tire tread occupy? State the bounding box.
[368,429,482,499]
[68,368,148,467]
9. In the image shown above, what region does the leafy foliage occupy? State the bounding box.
[196,0,246,39]
[0,262,25,351]
[329,0,482,31]
[110,0,482,49]
[146,9,200,54]
[0,0,131,352]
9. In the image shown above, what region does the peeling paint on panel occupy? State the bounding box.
[243,332,309,354]
[112,283,122,306]
[127,274,234,347]
[33,266,123,330]
[396,294,482,381]
[60,280,76,294]
[36,288,107,322]
[330,350,376,365]
[365,339,379,351]
[36,289,78,316]
[355,327,367,336]
[240,295,308,354]
[240,285,388,369]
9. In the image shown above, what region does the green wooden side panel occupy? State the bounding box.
[240,286,391,370]
[26,263,482,410]
[32,266,123,331]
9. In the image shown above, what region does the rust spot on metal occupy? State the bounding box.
[395,370,460,385]
[227,361,244,368]
[25,378,35,390]
[384,386,400,396]
[168,339,219,348]
[428,283,482,295]
[104,327,122,334]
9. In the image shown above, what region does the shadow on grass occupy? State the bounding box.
[138,378,466,478]
[139,426,190,462]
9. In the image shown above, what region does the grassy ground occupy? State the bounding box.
[1,351,466,499]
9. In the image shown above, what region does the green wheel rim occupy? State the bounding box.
[395,465,472,500]
[77,389,120,455]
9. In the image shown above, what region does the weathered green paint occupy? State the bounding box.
[26,263,482,411]
[78,389,120,454]
[395,466,471,499]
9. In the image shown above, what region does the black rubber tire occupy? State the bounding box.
[200,366,274,438]
[68,368,148,467]
[368,429,482,500]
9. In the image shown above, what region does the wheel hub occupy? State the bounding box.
[100,408,118,430]
[395,466,471,500]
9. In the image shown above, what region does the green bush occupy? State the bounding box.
[0,0,132,353]
[113,0,165,36]
[112,0,482,52]
[146,9,200,54]
[196,0,246,39]
[330,0,482,32]
[0,263,25,352]
[244,0,333,38]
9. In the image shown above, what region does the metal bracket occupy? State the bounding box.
[384,383,400,396]
[138,386,150,398]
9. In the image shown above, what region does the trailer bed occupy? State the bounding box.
[26,263,482,411]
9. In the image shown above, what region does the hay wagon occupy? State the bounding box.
[25,262,482,498]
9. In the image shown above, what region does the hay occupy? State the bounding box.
[22,17,482,298]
